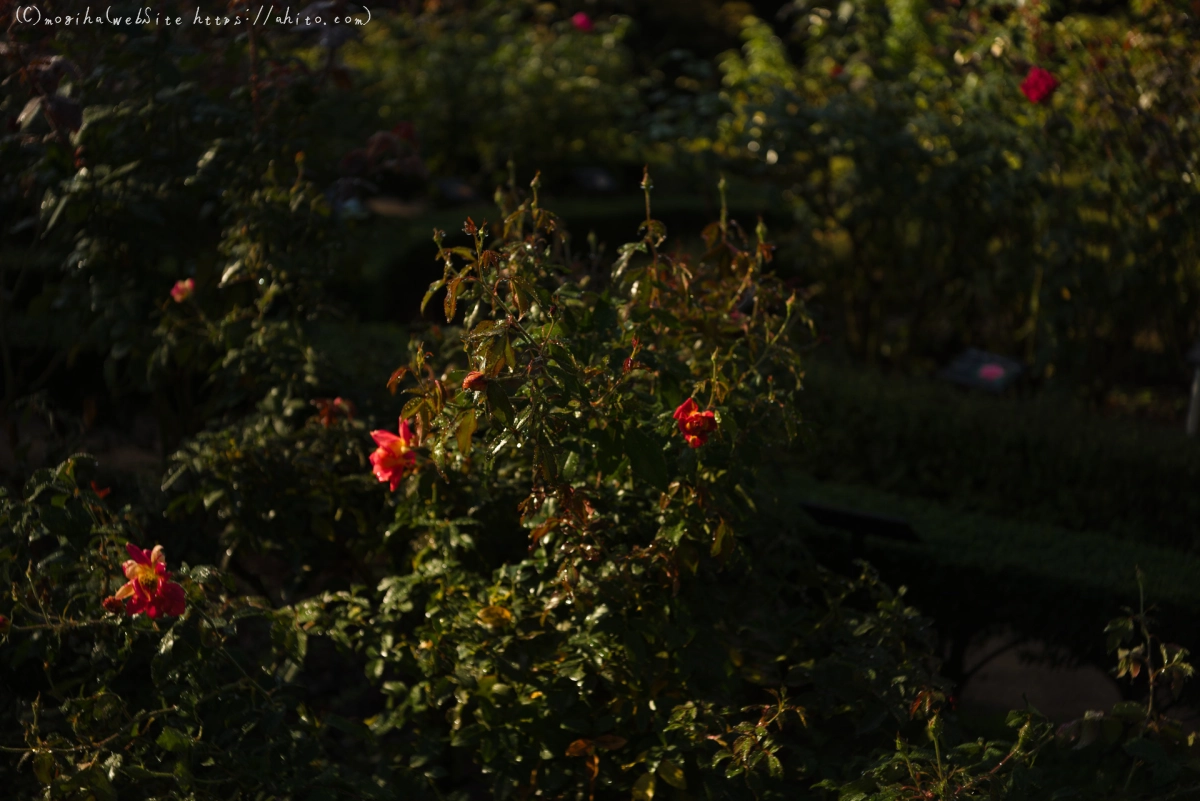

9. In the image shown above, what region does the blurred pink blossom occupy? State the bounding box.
[571,12,594,32]
[978,363,1006,382]
[170,278,194,303]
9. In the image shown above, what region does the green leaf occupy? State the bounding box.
[594,425,624,475]
[504,336,517,374]
[467,319,502,341]
[161,464,188,492]
[657,760,686,789]
[640,219,667,246]
[486,381,515,429]
[535,430,559,482]
[44,195,69,233]
[624,427,668,493]
[422,280,446,316]
[84,766,117,801]
[710,519,734,559]
[1104,616,1135,651]
[1124,738,1182,784]
[401,396,428,423]
[33,751,55,785]
[456,410,478,456]
[633,771,656,801]
[156,726,192,753]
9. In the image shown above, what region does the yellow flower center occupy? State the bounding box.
[129,562,158,588]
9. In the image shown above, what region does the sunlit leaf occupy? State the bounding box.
[477,606,514,629]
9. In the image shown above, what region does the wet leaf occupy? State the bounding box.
[445,277,462,322]
[456,410,477,455]
[486,381,515,429]
[387,366,410,394]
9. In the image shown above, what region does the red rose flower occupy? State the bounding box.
[673,398,718,448]
[369,418,418,491]
[107,543,187,619]
[1020,66,1059,104]
[170,278,195,303]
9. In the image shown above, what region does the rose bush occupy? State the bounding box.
[5,1,1200,798]
[0,457,393,800]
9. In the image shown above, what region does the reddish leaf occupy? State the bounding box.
[386,366,409,394]
[565,739,593,757]
[593,734,626,751]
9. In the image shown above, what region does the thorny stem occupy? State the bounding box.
[640,167,661,280]
[1136,566,1157,721]
[931,733,946,794]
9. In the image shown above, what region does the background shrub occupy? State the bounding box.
[702,2,1200,399]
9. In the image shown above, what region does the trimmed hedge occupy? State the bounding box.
[777,473,1200,690]
[795,361,1200,552]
